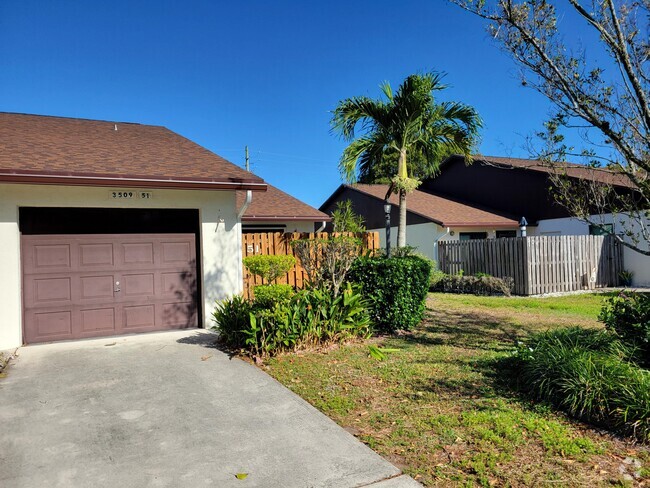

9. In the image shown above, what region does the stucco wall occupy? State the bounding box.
[371,223,448,262]
[0,183,243,349]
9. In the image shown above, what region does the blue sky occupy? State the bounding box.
[0,1,590,208]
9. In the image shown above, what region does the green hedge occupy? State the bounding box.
[347,255,431,332]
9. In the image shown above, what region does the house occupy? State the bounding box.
[237,184,330,234]
[321,183,521,261]
[0,112,276,349]
[320,154,649,284]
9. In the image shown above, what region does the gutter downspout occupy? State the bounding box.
[237,190,252,220]
[433,226,450,264]
[236,190,252,296]
[315,221,326,233]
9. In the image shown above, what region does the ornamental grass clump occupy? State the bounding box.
[511,327,650,443]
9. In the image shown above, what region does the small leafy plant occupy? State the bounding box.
[212,283,370,358]
[243,254,296,283]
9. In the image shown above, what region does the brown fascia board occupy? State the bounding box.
[243,215,332,222]
[0,169,268,191]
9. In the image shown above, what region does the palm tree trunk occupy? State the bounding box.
[397,148,408,248]
[397,188,407,247]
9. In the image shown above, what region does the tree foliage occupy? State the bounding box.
[331,200,366,233]
[291,236,363,297]
[451,0,650,254]
[331,72,482,247]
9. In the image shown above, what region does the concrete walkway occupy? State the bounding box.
[0,330,420,488]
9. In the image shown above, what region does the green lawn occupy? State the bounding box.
[265,293,649,487]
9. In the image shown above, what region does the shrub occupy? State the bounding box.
[252,284,294,307]
[600,291,650,366]
[211,294,253,346]
[432,273,514,296]
[212,284,370,357]
[243,254,296,283]
[347,255,431,332]
[292,235,363,296]
[511,327,650,442]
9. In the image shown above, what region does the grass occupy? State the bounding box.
[264,292,649,487]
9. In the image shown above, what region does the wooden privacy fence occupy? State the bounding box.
[438,235,623,295]
[242,232,380,299]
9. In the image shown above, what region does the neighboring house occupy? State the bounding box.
[0,112,272,349]
[320,154,649,284]
[321,184,520,261]
[236,184,330,234]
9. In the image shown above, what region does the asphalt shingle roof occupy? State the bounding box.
[0,112,264,189]
[349,184,520,228]
[237,184,330,222]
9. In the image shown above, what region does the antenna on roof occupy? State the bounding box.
[245,145,250,172]
[114,124,118,131]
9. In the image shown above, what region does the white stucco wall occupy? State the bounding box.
[529,216,589,236]
[0,183,244,349]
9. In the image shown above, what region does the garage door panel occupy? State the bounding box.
[79,243,114,267]
[80,308,116,333]
[22,243,73,274]
[32,277,72,304]
[31,310,73,341]
[162,241,192,263]
[80,275,115,299]
[123,305,156,329]
[22,233,197,344]
[122,242,155,265]
[162,302,197,328]
[123,273,155,297]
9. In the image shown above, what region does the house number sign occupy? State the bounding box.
[109,191,153,200]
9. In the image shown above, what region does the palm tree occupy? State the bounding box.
[331,72,482,247]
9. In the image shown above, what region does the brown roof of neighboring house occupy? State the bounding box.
[0,112,266,191]
[347,184,520,228]
[468,155,637,188]
[237,184,331,222]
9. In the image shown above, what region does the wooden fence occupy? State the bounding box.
[242,232,380,299]
[438,235,623,295]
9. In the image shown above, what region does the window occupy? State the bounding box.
[589,224,613,236]
[459,232,488,241]
[496,230,517,238]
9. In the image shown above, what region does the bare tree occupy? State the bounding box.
[451,0,650,254]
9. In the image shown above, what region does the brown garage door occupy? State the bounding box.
[22,234,198,344]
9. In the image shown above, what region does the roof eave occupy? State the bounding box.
[0,171,268,191]
[442,222,520,228]
[243,215,332,222]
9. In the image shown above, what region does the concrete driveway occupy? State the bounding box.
[0,330,420,488]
